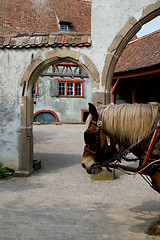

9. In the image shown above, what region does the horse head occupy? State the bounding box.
[82,103,118,174]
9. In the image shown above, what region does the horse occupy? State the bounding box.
[82,102,160,193]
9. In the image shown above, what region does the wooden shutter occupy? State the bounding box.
[50,80,58,97]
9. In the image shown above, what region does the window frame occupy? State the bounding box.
[60,24,69,32]
[57,79,84,98]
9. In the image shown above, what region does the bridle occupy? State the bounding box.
[84,120,102,158]
[84,119,115,163]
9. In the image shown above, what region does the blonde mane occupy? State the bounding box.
[98,103,160,146]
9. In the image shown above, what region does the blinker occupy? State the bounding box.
[84,130,97,146]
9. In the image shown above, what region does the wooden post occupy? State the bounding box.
[111,78,120,103]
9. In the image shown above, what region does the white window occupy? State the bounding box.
[60,24,69,32]
[59,82,65,96]
[75,82,82,96]
[67,82,73,96]
[58,80,84,98]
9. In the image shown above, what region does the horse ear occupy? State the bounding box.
[88,103,98,121]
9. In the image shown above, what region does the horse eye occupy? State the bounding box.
[90,146,96,151]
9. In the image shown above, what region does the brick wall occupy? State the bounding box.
[0,0,91,36]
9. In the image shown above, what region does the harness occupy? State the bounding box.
[84,118,160,172]
[84,119,119,163]
[141,119,160,167]
[84,120,103,158]
[84,112,160,192]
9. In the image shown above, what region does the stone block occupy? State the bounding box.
[91,168,115,181]
[102,51,117,89]
[33,160,41,170]
[14,170,31,177]
[92,92,105,105]
[88,62,99,81]
[141,1,160,20]
[43,49,60,61]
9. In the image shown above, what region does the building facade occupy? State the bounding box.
[34,62,92,123]
[0,0,160,174]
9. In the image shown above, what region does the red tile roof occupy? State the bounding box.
[0,33,91,49]
[0,0,91,36]
[115,30,160,73]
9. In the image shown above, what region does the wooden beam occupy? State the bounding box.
[113,66,160,80]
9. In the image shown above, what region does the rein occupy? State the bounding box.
[102,122,160,168]
[109,159,160,176]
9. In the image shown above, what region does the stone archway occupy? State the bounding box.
[102,1,160,103]
[17,48,100,176]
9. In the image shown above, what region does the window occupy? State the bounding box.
[59,82,65,96]
[60,24,69,32]
[59,20,71,32]
[67,82,73,96]
[57,79,84,98]
[75,82,81,96]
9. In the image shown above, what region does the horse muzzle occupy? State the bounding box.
[82,162,102,174]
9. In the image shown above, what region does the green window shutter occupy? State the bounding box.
[50,80,58,97]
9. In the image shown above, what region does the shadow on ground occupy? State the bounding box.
[129,200,160,235]
[34,152,82,174]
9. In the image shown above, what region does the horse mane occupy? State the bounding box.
[97,103,160,146]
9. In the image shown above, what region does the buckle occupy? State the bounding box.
[97,120,102,127]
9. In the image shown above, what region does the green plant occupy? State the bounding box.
[0,162,15,178]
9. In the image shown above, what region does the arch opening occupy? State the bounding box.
[102,4,160,104]
[18,49,99,175]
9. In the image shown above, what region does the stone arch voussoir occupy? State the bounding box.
[21,48,100,89]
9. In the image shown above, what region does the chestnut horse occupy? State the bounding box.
[82,103,160,193]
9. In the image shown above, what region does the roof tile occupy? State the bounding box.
[3,37,10,46]
[35,36,43,45]
[15,37,23,46]
[0,37,4,46]
[41,36,49,44]
[10,38,17,46]
[28,36,36,46]
[115,30,160,73]
[48,35,56,45]
[0,33,91,49]
[55,35,62,43]
[62,35,69,43]
[21,36,30,46]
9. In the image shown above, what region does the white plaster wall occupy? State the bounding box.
[0,49,42,168]
[0,50,26,168]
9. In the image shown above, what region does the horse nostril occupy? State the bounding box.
[82,163,86,169]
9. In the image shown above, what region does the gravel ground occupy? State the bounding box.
[0,124,160,240]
